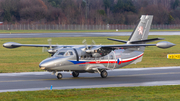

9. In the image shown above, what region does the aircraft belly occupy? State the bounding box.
[51,64,87,71]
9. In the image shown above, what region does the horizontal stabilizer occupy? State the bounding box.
[107,38,127,43]
[130,38,164,44]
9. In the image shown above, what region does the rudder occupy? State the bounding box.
[127,15,153,52]
[128,15,153,42]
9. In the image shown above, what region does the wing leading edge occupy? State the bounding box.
[3,42,75,49]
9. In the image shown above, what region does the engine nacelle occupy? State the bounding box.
[47,49,58,54]
[92,53,102,58]
[156,41,175,49]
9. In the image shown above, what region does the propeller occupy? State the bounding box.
[42,38,58,56]
[82,39,97,53]
[42,38,52,53]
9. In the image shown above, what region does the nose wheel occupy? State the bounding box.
[57,73,63,79]
[100,70,108,78]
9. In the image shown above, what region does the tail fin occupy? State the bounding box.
[128,15,153,43]
[127,15,153,52]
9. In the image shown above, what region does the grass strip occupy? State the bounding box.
[0,85,180,101]
[0,35,179,73]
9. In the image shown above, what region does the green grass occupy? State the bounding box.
[0,35,180,73]
[1,85,180,100]
[0,29,180,33]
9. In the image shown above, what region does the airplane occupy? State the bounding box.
[3,15,175,79]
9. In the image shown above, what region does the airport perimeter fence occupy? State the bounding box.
[0,24,180,30]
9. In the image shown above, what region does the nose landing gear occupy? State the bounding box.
[57,73,63,79]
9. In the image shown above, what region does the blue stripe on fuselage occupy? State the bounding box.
[69,60,87,64]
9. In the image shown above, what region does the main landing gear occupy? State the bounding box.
[72,71,79,77]
[100,70,108,78]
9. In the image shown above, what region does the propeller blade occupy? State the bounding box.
[82,39,88,50]
[47,38,52,49]
[90,40,96,49]
[92,40,96,45]
[42,47,48,52]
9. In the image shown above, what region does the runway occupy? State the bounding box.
[0,31,180,38]
[0,66,180,92]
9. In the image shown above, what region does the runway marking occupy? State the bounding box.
[1,72,180,83]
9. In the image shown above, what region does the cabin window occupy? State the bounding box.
[110,55,113,59]
[65,51,74,56]
[69,51,73,55]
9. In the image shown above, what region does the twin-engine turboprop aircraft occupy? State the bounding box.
[3,15,175,79]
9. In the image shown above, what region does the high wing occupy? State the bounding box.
[3,42,74,48]
[3,42,76,54]
[3,41,175,50]
[101,44,156,48]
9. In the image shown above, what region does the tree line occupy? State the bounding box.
[0,0,180,25]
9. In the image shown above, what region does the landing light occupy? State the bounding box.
[40,67,46,70]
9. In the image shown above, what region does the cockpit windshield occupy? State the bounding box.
[54,49,74,57]
[58,52,65,56]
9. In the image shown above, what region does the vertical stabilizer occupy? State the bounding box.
[128,15,153,42]
[127,15,153,52]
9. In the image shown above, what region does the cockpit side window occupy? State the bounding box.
[54,49,74,57]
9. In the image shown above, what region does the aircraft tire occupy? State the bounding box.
[100,70,108,78]
[72,71,79,77]
[57,73,63,79]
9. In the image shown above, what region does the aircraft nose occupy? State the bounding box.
[39,63,47,70]
[39,57,62,70]
[39,60,55,70]
[39,58,54,70]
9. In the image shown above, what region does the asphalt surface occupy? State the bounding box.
[1,66,180,92]
[0,31,180,38]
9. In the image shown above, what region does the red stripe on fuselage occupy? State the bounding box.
[77,53,143,64]
[122,53,143,63]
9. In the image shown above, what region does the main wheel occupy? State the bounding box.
[100,70,108,78]
[57,73,63,79]
[72,71,79,77]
